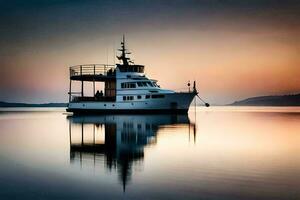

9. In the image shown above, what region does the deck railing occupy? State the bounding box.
[71,96,115,102]
[70,64,116,77]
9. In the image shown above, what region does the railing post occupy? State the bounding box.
[69,79,72,102]
[93,65,95,96]
[69,68,72,102]
[80,65,84,97]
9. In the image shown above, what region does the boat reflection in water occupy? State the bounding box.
[68,114,195,191]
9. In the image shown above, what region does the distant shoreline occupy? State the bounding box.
[230,94,300,106]
[0,102,68,108]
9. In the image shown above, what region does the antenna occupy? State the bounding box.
[113,40,116,65]
[122,34,125,48]
[106,47,109,66]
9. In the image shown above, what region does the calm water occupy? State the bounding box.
[0,107,300,200]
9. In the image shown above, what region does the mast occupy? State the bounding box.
[117,35,131,65]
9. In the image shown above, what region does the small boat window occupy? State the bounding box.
[147,82,154,87]
[136,81,154,87]
[151,94,165,99]
[138,66,144,73]
[119,65,145,73]
[130,83,136,88]
[123,96,134,101]
[121,82,136,88]
[145,95,150,99]
[137,124,142,129]
[137,95,141,99]
[146,124,151,130]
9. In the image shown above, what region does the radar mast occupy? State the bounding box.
[117,35,133,65]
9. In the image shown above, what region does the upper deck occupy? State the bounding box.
[70,64,116,81]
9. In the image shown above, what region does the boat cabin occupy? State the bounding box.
[68,36,156,104]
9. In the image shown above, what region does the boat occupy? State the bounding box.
[66,36,198,114]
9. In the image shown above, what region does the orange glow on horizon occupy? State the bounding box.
[1,25,299,103]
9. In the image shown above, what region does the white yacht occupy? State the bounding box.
[67,36,198,114]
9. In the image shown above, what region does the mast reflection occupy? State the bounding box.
[68,114,195,191]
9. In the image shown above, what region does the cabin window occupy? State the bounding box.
[145,95,150,99]
[147,82,154,87]
[146,124,151,130]
[137,95,141,99]
[123,96,134,101]
[137,124,142,129]
[130,83,136,88]
[138,66,144,73]
[136,81,154,87]
[129,66,133,72]
[119,67,126,72]
[151,94,165,99]
[121,82,136,88]
[119,65,144,73]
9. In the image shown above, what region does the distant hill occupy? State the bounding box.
[231,94,300,106]
[0,101,68,107]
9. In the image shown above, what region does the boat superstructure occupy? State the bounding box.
[67,36,197,114]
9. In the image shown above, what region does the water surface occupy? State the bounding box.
[0,107,299,200]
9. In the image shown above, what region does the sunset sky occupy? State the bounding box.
[0,0,299,104]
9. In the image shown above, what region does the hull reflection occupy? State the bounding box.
[68,114,195,191]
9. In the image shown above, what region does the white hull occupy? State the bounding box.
[67,92,195,114]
